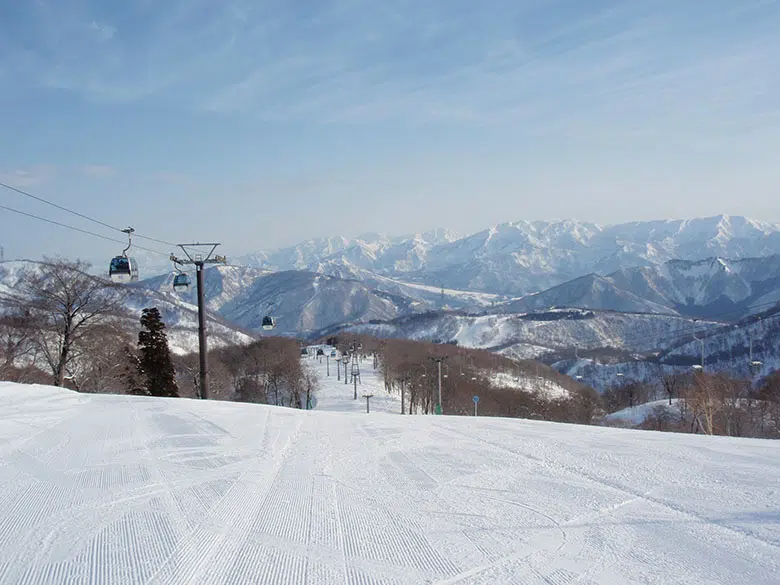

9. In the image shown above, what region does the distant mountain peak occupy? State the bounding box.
[224,214,780,298]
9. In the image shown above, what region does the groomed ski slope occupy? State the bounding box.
[308,353,403,415]
[1,368,779,584]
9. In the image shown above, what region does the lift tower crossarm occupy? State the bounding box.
[169,243,227,400]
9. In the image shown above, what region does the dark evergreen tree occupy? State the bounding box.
[137,307,179,397]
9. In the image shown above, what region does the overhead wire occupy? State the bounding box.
[0,202,170,257]
[0,180,178,248]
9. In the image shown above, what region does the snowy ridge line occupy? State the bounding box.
[227,215,780,300]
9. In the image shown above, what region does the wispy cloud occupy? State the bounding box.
[90,20,116,42]
[0,165,119,187]
[3,0,779,134]
[0,167,53,188]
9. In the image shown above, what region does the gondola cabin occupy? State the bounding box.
[109,256,138,283]
[261,316,276,330]
[173,273,191,292]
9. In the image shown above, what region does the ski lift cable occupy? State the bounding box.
[0,180,177,247]
[0,202,169,257]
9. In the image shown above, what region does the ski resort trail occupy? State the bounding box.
[308,353,402,415]
[0,371,779,584]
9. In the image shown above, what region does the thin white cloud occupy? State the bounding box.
[90,20,116,42]
[3,0,779,137]
[0,165,120,187]
[0,167,54,188]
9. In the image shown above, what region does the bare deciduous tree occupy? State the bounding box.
[67,322,134,393]
[7,259,124,386]
[0,313,37,380]
[662,373,683,406]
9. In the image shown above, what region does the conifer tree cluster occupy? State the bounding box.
[137,307,178,397]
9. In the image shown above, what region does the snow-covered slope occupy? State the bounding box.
[1,382,778,584]
[607,255,780,318]
[502,273,679,316]
[139,264,500,335]
[218,270,404,334]
[140,265,273,313]
[604,399,684,427]
[339,309,719,359]
[305,350,404,414]
[501,254,780,319]
[121,285,254,354]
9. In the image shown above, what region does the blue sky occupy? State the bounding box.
[1,0,779,265]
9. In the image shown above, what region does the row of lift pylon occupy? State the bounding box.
[108,227,276,330]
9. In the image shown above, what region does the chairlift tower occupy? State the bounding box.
[749,317,763,374]
[169,243,226,400]
[350,342,362,399]
[692,319,705,371]
[429,356,448,415]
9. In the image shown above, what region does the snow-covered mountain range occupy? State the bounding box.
[6,214,780,384]
[234,228,461,275]
[501,255,780,319]
[124,214,780,329]
[232,215,780,295]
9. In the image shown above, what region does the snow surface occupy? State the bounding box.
[306,353,402,415]
[1,379,779,584]
[350,311,717,358]
[603,399,683,426]
[487,371,570,400]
